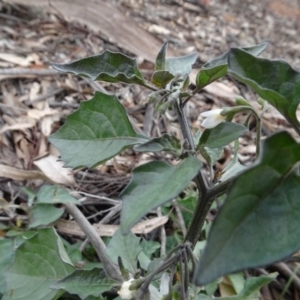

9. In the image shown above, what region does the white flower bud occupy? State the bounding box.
[200,109,226,128]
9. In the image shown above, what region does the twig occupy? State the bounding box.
[157,207,166,257]
[28,88,64,103]
[172,199,187,237]
[0,68,60,76]
[99,204,122,224]
[275,262,300,291]
[79,238,90,252]
[64,203,122,282]
[71,191,121,204]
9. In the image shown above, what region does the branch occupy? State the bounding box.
[64,203,122,282]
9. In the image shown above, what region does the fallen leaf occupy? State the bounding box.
[33,155,76,186]
[55,216,168,237]
[0,164,55,183]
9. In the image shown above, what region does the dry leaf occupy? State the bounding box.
[55,216,169,237]
[0,164,54,183]
[0,122,35,134]
[0,53,34,67]
[33,154,76,186]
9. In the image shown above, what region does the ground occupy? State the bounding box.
[0,0,300,299]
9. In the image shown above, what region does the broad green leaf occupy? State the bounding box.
[194,132,300,286]
[219,140,246,182]
[51,268,113,299]
[56,234,75,267]
[52,50,147,86]
[138,240,161,270]
[49,91,146,168]
[166,52,198,76]
[196,43,267,90]
[200,146,223,167]
[228,48,300,129]
[3,227,73,300]
[106,229,142,274]
[120,156,202,234]
[151,70,174,88]
[140,239,160,258]
[217,274,277,300]
[198,122,247,149]
[197,274,276,300]
[36,185,80,205]
[0,239,14,295]
[29,204,64,228]
[219,162,246,183]
[227,273,245,294]
[155,42,168,71]
[134,134,181,155]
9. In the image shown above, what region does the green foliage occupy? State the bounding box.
[29,204,64,228]
[52,50,147,86]
[194,132,300,285]
[120,156,202,234]
[29,185,80,228]
[165,52,198,76]
[51,268,113,299]
[0,239,14,296]
[49,91,146,168]
[196,274,276,300]
[151,70,174,88]
[134,133,182,155]
[196,43,268,89]
[2,228,74,300]
[228,48,300,130]
[198,122,247,149]
[106,229,142,274]
[155,42,168,71]
[36,185,80,205]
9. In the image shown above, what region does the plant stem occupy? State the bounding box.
[255,114,262,158]
[64,203,122,282]
[175,101,211,247]
[175,101,208,196]
[175,100,235,248]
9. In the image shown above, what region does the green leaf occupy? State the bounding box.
[36,185,80,205]
[140,239,160,258]
[196,43,268,90]
[151,70,174,88]
[197,274,276,300]
[138,240,161,270]
[0,239,14,295]
[228,48,300,129]
[218,274,277,300]
[194,132,300,286]
[120,156,202,234]
[219,140,246,182]
[52,50,147,86]
[3,228,73,300]
[106,229,142,274]
[134,134,181,155]
[166,52,198,76]
[51,268,113,299]
[49,91,146,168]
[199,146,223,167]
[155,42,168,71]
[198,122,247,149]
[29,204,64,228]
